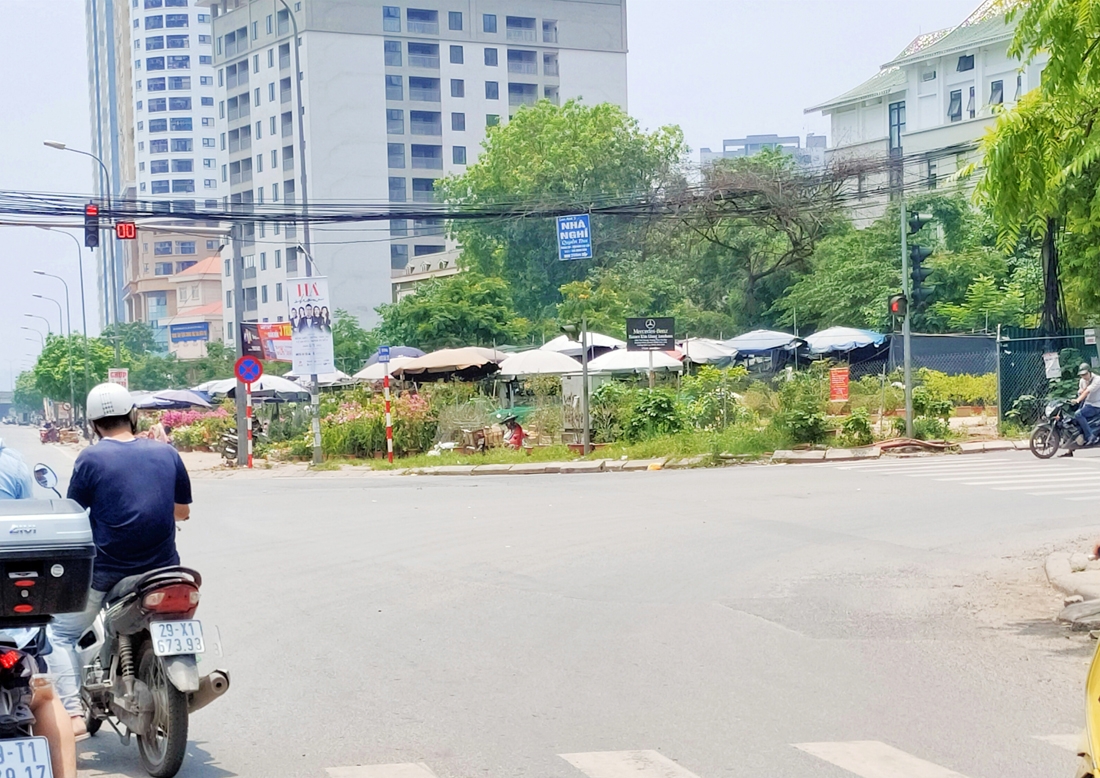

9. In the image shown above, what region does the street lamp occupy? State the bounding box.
[43,140,120,365]
[23,315,51,336]
[34,238,91,418]
[30,295,74,423]
[22,331,43,348]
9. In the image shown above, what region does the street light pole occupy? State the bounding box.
[22,330,44,348]
[32,295,63,335]
[23,315,51,336]
[44,141,121,367]
[32,294,74,426]
[35,234,91,419]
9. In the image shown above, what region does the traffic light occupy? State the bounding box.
[84,203,100,248]
[889,294,908,318]
[910,244,935,306]
[115,222,137,240]
[908,213,934,234]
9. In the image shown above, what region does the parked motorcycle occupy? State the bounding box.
[1030,399,1100,459]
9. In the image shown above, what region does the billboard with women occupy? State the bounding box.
[288,276,335,375]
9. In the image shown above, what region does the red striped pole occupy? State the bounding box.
[245,382,253,469]
[384,368,394,463]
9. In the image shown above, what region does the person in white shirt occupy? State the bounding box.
[1074,363,1100,449]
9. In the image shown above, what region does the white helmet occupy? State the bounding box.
[86,383,135,422]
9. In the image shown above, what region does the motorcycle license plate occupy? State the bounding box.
[151,620,205,656]
[0,737,52,778]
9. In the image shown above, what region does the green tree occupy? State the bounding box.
[439,100,687,320]
[12,371,42,415]
[33,335,120,403]
[331,309,380,373]
[376,272,530,351]
[101,321,160,355]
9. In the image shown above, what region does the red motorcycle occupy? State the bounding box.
[38,426,59,444]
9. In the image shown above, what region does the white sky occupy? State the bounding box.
[0,0,982,389]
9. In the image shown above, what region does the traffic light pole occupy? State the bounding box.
[901,200,914,439]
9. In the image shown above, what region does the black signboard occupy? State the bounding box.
[240,323,264,359]
[627,317,675,351]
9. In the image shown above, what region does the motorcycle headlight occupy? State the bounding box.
[1046,402,1059,415]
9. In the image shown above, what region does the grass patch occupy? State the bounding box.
[348,444,579,471]
[592,425,787,462]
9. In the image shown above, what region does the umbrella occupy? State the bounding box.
[353,357,418,382]
[540,333,625,357]
[804,326,886,355]
[585,349,684,374]
[498,350,581,378]
[200,375,311,401]
[363,346,425,368]
[723,329,803,355]
[394,347,506,380]
[283,370,356,388]
[678,338,738,364]
[132,390,213,410]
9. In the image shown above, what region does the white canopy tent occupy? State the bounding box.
[678,338,737,364]
[283,370,357,388]
[353,357,418,382]
[498,350,581,378]
[540,333,626,358]
[585,349,683,374]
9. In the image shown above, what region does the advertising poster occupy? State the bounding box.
[626,318,675,351]
[829,367,850,402]
[258,323,293,362]
[107,368,129,389]
[288,276,335,375]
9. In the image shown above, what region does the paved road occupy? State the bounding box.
[6,426,1098,778]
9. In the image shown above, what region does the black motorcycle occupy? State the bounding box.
[1030,398,1100,458]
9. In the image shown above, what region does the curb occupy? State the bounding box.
[1046,552,1100,602]
[771,439,1029,464]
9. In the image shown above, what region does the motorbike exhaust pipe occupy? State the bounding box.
[188,670,230,714]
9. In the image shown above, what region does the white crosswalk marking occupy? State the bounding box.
[794,741,970,778]
[326,765,439,778]
[834,454,1100,502]
[560,750,703,778]
[1035,733,1083,752]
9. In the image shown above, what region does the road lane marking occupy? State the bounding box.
[560,750,703,778]
[1008,488,1100,495]
[924,472,1080,482]
[967,476,1100,488]
[326,765,439,777]
[794,741,970,778]
[1034,734,1081,752]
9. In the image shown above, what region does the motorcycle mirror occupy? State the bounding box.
[33,464,58,491]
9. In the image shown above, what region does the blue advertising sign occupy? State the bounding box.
[556,214,592,261]
[169,322,210,343]
[378,345,391,364]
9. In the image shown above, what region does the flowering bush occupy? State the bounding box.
[165,408,232,451]
[161,408,229,429]
[320,393,436,458]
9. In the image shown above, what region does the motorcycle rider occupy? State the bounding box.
[0,438,35,500]
[46,383,192,735]
[1071,363,1100,456]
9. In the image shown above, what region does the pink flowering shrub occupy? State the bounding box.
[320,393,436,458]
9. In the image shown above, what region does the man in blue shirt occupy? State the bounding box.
[0,439,35,500]
[46,383,192,731]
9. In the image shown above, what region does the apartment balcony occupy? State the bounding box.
[507,28,536,42]
[412,190,436,203]
[280,89,292,104]
[283,156,294,172]
[411,158,443,170]
[279,53,291,69]
[409,87,441,102]
[410,122,442,136]
[408,54,440,69]
[544,60,560,77]
[408,20,439,34]
[508,62,537,75]
[244,267,257,280]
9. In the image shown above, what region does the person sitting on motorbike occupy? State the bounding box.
[46,383,192,735]
[0,438,35,500]
[1075,362,1100,448]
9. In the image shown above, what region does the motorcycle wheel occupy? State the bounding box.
[83,708,101,736]
[135,645,189,778]
[1030,424,1061,459]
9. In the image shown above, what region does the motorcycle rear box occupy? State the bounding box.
[0,499,94,624]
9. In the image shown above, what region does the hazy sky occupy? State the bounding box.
[0,0,983,389]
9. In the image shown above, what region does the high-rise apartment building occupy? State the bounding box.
[87,0,229,350]
[201,0,628,342]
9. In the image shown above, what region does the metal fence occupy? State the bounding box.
[997,327,1099,425]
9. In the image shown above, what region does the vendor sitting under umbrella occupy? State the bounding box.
[502,414,525,449]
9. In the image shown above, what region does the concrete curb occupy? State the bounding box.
[1045,552,1100,602]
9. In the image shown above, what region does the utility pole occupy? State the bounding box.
[581,316,590,455]
[901,199,913,439]
[231,224,248,468]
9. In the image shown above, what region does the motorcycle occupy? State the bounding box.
[38,426,59,444]
[1030,399,1100,459]
[33,464,230,778]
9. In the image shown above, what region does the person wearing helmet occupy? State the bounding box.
[1069,363,1100,456]
[45,383,193,732]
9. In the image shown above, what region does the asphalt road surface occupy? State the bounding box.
[8,424,1100,778]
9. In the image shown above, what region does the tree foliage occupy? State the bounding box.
[32,335,118,404]
[332,309,380,373]
[12,372,42,414]
[375,271,531,351]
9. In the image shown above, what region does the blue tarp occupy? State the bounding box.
[723,330,803,355]
[805,327,887,355]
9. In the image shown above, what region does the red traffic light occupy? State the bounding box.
[889,294,908,317]
[84,204,99,217]
[115,222,137,240]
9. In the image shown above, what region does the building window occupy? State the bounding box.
[201,96,214,106]
[948,89,963,122]
[272,182,279,201]
[453,146,467,165]
[451,78,464,98]
[171,159,193,172]
[484,47,497,67]
[226,290,233,309]
[150,160,169,174]
[146,15,164,29]
[166,34,188,49]
[483,14,497,33]
[167,55,190,69]
[154,241,173,255]
[146,35,164,50]
[203,137,215,148]
[199,35,211,44]
[168,96,191,110]
[169,117,193,131]
[148,97,167,112]
[386,74,404,101]
[149,118,168,132]
[147,56,166,70]
[451,112,465,131]
[486,114,500,127]
[449,11,462,30]
[450,45,463,65]
[167,75,190,89]
[967,85,976,118]
[1016,73,1023,101]
[387,109,404,135]
[407,8,439,34]
[388,143,406,168]
[177,241,196,255]
[384,40,402,67]
[204,178,217,188]
[268,82,275,102]
[155,262,174,276]
[276,283,283,301]
[267,49,274,68]
[256,152,263,172]
[391,244,409,269]
[172,179,195,192]
[275,250,282,268]
[412,178,435,202]
[198,13,209,22]
[260,252,267,271]
[150,139,168,153]
[957,54,975,72]
[172,138,193,152]
[888,101,905,152]
[485,81,498,100]
[224,259,231,277]
[391,218,408,237]
[166,13,187,27]
[389,176,407,202]
[150,181,169,193]
[147,77,166,91]
[990,79,1004,106]
[261,286,269,304]
[383,5,401,32]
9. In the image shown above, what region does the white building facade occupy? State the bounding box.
[805,0,1045,221]
[201,0,628,342]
